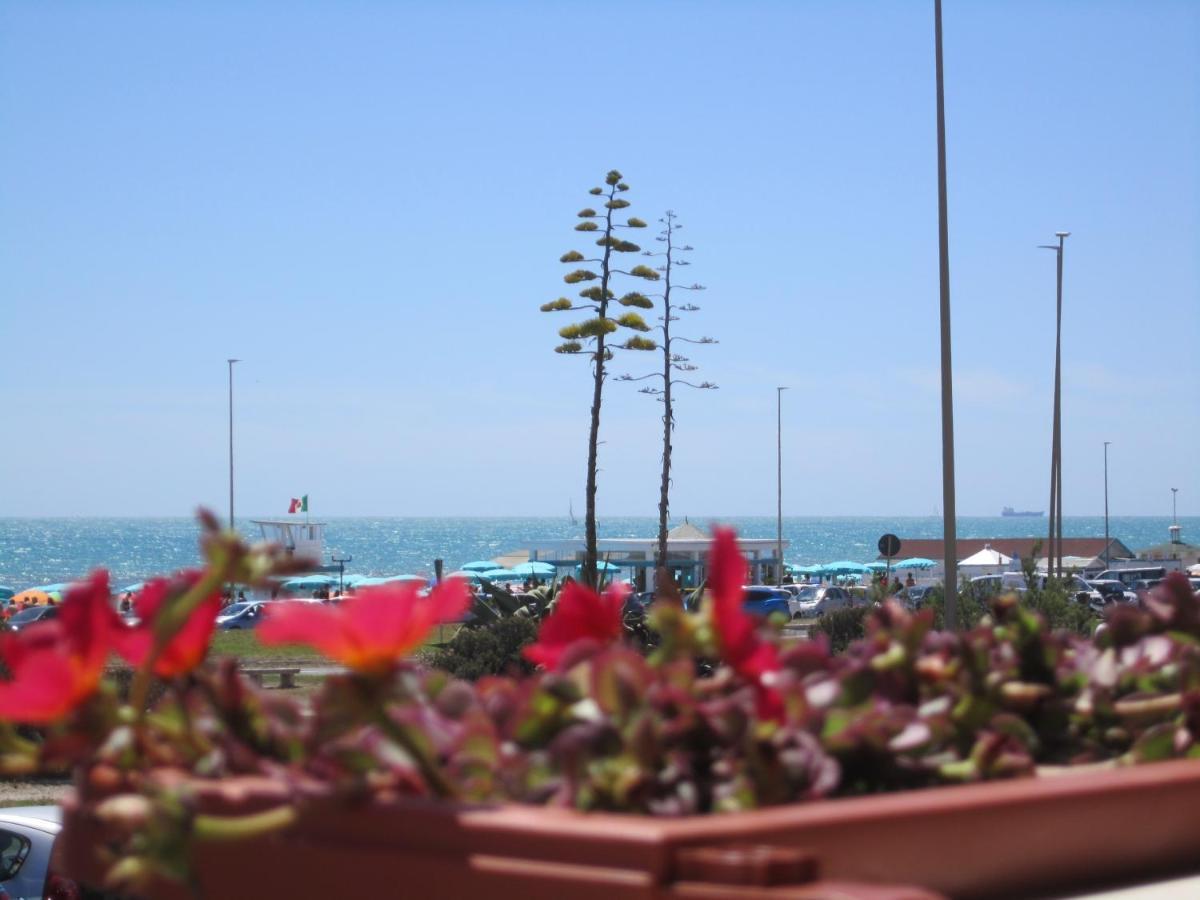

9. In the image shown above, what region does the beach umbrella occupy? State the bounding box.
[11,589,50,605]
[512,561,556,577]
[281,574,338,591]
[34,583,72,594]
[822,561,869,575]
[447,570,487,583]
[119,582,145,595]
[461,561,499,573]
[0,586,15,600]
[480,569,523,582]
[895,558,935,570]
[576,560,621,573]
[864,562,888,572]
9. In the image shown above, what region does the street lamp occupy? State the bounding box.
[1172,488,1179,525]
[227,359,240,530]
[776,386,788,586]
[934,0,958,628]
[1039,232,1069,578]
[1103,442,1111,570]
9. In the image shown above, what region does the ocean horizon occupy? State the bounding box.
[2,515,1194,589]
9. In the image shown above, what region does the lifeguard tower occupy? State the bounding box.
[251,519,327,566]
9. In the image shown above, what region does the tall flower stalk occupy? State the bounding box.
[541,170,659,587]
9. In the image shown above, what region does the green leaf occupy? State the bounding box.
[579,286,612,302]
[623,335,656,351]
[629,265,661,281]
[589,187,603,195]
[577,208,597,218]
[559,250,585,263]
[616,312,650,332]
[555,341,583,354]
[540,297,573,312]
[613,240,640,253]
[575,221,599,232]
[618,292,653,309]
[605,198,631,210]
[605,170,623,186]
[564,269,598,284]
[616,182,629,191]
[627,217,647,228]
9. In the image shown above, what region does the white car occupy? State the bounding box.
[791,585,853,618]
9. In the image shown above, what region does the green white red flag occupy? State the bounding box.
[288,496,308,514]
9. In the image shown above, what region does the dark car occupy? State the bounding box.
[6,605,58,633]
[741,586,792,619]
[0,805,78,900]
[215,601,267,630]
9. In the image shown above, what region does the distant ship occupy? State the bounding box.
[1001,507,1044,517]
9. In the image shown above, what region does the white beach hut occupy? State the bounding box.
[959,544,1013,578]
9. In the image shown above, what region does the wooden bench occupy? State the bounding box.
[243,667,301,689]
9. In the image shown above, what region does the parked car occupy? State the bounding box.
[215,601,268,630]
[1096,567,1169,588]
[902,585,935,608]
[1089,579,1139,605]
[740,586,791,619]
[0,805,78,900]
[791,585,852,618]
[5,605,58,633]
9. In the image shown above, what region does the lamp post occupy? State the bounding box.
[227,359,240,531]
[1039,232,1069,578]
[776,386,788,586]
[1103,442,1111,570]
[934,0,958,628]
[1172,488,1178,525]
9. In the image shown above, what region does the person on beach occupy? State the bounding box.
[891,577,903,595]
[905,573,915,589]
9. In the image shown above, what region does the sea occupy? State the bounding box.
[0,516,1194,590]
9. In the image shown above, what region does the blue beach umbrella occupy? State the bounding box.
[34,583,73,594]
[576,560,621,573]
[0,586,15,601]
[822,561,869,575]
[448,570,487,583]
[119,582,145,594]
[282,574,338,590]
[864,562,888,572]
[895,558,935,570]
[461,561,499,573]
[480,569,523,582]
[512,561,556,577]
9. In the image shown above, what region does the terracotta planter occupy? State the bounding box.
[60,758,1200,899]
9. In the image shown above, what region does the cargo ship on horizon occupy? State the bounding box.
[1001,506,1044,517]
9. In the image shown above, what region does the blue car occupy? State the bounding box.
[741,586,792,619]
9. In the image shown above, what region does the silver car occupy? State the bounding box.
[791,585,853,618]
[0,805,70,900]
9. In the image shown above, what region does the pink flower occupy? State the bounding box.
[524,580,627,671]
[112,572,222,678]
[257,580,469,675]
[0,571,116,723]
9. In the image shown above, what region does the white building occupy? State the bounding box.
[521,521,788,592]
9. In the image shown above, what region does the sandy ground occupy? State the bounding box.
[0,779,71,808]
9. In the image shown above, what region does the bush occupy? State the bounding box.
[427,616,539,680]
[812,606,869,653]
[927,584,988,630]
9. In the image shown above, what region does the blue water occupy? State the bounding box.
[0,517,1193,589]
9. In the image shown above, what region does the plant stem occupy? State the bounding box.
[193,805,298,842]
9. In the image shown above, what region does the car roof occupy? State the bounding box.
[0,805,62,833]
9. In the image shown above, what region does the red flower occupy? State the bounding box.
[708,527,782,715]
[112,572,221,678]
[0,571,116,723]
[257,579,469,674]
[524,580,628,671]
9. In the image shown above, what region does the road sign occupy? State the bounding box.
[878,534,901,559]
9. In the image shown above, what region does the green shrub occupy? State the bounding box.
[427,616,539,681]
[927,584,988,630]
[812,606,870,654]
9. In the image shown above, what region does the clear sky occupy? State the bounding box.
[1,1,1196,518]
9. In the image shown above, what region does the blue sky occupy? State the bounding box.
[1,1,1196,518]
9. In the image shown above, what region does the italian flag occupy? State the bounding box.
[288,495,308,514]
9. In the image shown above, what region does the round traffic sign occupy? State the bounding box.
[878,533,901,558]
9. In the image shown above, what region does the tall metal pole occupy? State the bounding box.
[1040,232,1068,579]
[934,0,958,628]
[227,359,240,530]
[776,386,788,586]
[1055,234,1065,578]
[1172,488,1178,525]
[1103,441,1111,570]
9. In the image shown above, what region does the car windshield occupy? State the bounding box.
[221,602,253,616]
[796,587,820,601]
[8,606,48,624]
